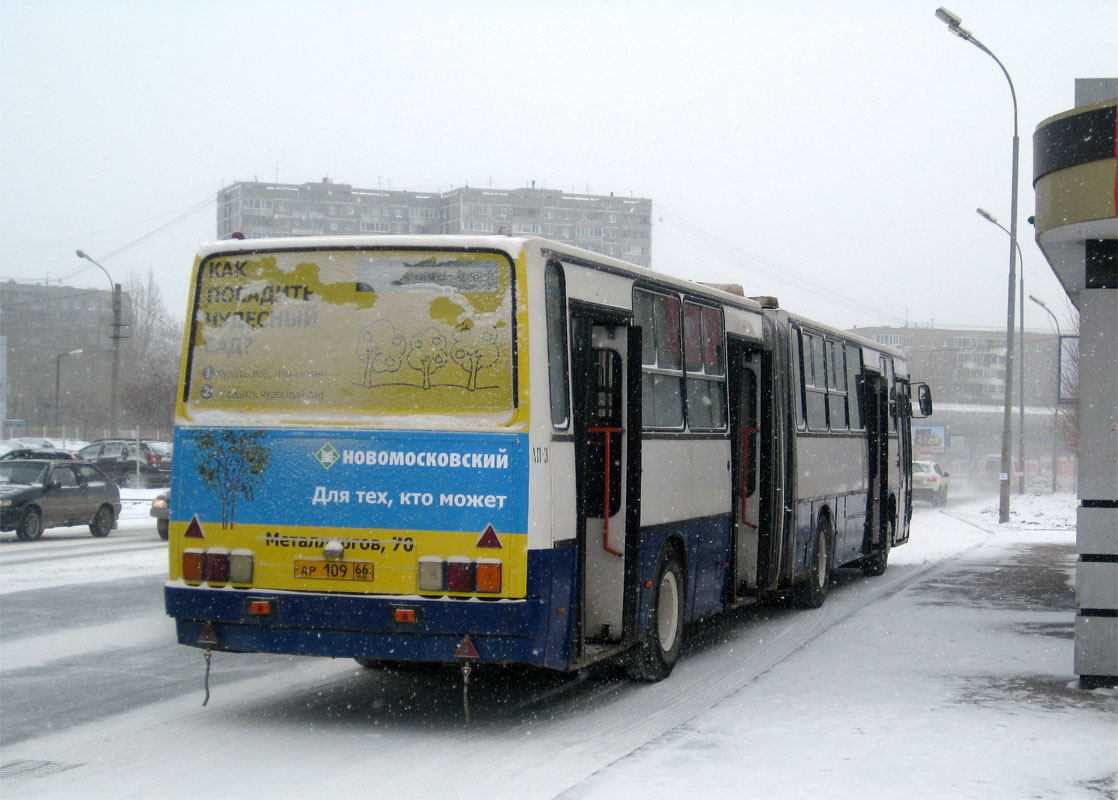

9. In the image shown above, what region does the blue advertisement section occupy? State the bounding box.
[171,427,528,533]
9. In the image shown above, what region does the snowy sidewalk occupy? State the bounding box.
[566,495,1117,800]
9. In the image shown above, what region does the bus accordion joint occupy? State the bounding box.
[588,426,624,557]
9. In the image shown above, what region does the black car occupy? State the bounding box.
[0,448,78,462]
[77,439,171,487]
[0,460,121,541]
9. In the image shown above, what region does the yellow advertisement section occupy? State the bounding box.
[168,520,528,599]
[186,249,518,419]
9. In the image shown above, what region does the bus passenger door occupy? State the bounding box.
[730,343,766,596]
[864,370,891,549]
[894,380,913,544]
[572,318,640,653]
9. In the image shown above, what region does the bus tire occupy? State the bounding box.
[861,510,893,577]
[794,515,831,608]
[626,549,685,682]
[17,507,43,541]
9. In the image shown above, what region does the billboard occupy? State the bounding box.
[913,425,946,454]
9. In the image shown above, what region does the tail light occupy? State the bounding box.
[418,557,445,592]
[183,548,254,587]
[418,557,502,594]
[183,549,204,583]
[149,452,158,467]
[445,558,475,593]
[204,550,230,584]
[475,560,502,593]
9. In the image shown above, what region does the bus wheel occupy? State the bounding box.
[861,514,893,577]
[626,549,685,682]
[17,507,43,541]
[795,516,831,608]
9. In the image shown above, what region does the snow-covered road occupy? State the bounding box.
[2,494,1114,799]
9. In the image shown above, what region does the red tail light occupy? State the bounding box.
[446,559,475,593]
[204,551,230,584]
[149,452,158,467]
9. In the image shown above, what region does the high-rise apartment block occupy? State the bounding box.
[217,179,653,266]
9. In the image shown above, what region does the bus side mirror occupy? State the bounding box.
[914,383,933,418]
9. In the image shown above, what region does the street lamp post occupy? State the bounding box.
[936,7,1020,524]
[75,250,122,438]
[53,349,83,427]
[1030,295,1062,494]
[977,208,1027,494]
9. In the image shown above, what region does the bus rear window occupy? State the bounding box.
[186,249,516,423]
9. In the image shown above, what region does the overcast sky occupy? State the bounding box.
[1,0,1113,333]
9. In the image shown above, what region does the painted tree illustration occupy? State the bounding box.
[194,430,271,529]
[450,324,500,391]
[357,320,406,387]
[406,327,449,389]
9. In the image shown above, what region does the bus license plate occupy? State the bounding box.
[293,559,374,581]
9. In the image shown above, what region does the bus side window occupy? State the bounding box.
[791,327,806,430]
[805,333,828,431]
[846,346,864,430]
[545,263,570,428]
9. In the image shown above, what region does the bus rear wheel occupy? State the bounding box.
[794,516,831,608]
[626,549,685,682]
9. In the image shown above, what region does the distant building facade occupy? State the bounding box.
[0,281,130,437]
[851,324,1069,485]
[217,179,653,266]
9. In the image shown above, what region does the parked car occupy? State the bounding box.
[150,490,169,540]
[77,439,171,487]
[0,448,78,461]
[0,460,120,540]
[913,460,950,506]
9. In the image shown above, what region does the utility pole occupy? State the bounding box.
[76,250,122,437]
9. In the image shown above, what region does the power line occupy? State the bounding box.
[0,191,214,264]
[653,205,909,324]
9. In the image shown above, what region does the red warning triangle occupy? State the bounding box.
[198,621,219,646]
[454,634,479,659]
[185,515,205,539]
[476,524,501,549]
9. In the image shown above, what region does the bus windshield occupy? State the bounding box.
[185,248,517,425]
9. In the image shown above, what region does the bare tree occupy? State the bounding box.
[120,270,183,433]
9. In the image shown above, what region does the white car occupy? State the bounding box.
[913,461,949,506]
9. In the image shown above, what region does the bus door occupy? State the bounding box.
[864,368,891,550]
[729,342,767,597]
[571,316,641,654]
[894,379,913,543]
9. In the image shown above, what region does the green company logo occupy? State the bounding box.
[313,443,341,470]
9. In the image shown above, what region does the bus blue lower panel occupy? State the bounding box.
[166,548,578,671]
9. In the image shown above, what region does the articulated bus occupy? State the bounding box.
[165,235,931,681]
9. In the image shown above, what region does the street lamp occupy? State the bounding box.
[75,250,122,437]
[936,7,1020,523]
[977,207,1026,494]
[54,349,83,427]
[1030,295,1062,494]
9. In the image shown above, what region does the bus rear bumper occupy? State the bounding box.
[165,584,557,668]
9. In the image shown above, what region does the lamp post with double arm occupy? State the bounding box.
[936,7,1020,523]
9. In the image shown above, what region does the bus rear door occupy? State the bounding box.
[571,314,641,660]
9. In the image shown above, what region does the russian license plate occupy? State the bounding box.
[293,559,374,581]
